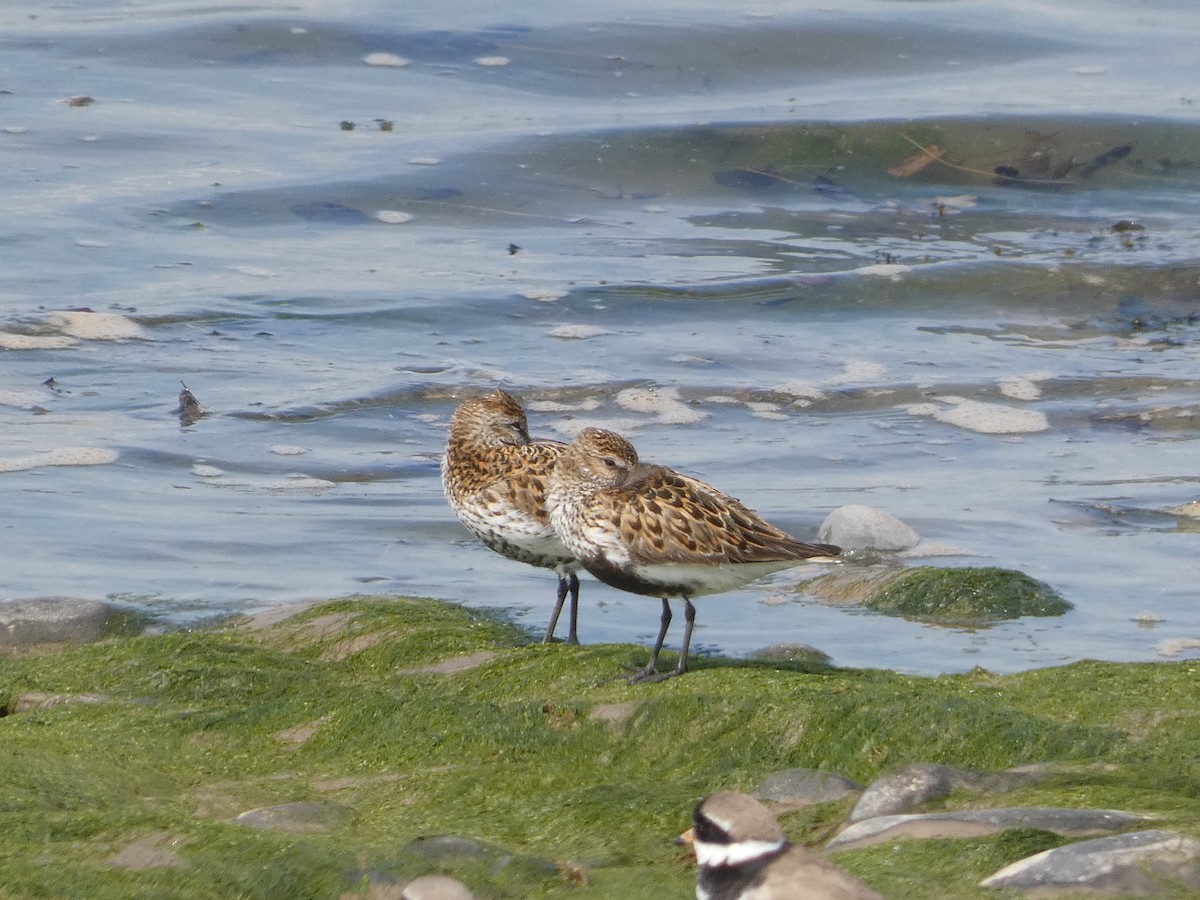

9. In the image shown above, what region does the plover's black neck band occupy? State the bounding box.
[697,843,789,900]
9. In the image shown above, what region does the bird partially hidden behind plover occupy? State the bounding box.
[680,792,883,900]
[547,427,840,681]
[441,389,583,644]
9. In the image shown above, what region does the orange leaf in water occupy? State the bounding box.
[887,145,946,178]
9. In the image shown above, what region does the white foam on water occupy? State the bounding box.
[193,471,336,493]
[0,447,118,473]
[852,263,913,278]
[0,331,78,350]
[615,386,708,425]
[550,417,650,437]
[526,398,601,413]
[747,401,788,420]
[46,311,148,341]
[547,324,613,339]
[907,396,1050,434]
[999,372,1052,401]
[363,52,409,67]
[523,289,567,302]
[833,361,888,383]
[0,389,49,408]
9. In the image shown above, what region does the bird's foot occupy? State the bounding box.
[627,665,662,684]
[628,662,688,684]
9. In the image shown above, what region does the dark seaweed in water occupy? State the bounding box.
[176,383,205,427]
[1081,143,1134,177]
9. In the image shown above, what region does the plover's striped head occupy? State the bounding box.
[690,791,787,869]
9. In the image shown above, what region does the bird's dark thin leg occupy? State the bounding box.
[565,572,580,645]
[672,598,696,677]
[631,598,672,683]
[543,576,570,643]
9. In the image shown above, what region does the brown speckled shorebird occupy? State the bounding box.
[547,427,840,681]
[680,792,883,900]
[441,389,582,644]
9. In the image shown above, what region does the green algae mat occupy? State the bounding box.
[0,596,1197,898]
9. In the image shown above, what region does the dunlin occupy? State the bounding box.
[546,427,839,680]
[681,791,883,900]
[441,389,582,644]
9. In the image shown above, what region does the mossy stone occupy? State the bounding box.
[864,566,1071,625]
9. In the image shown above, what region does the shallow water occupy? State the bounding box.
[2,0,1199,674]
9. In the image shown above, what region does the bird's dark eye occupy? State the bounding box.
[602,456,619,468]
[693,811,732,845]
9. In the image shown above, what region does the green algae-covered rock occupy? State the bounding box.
[865,566,1071,625]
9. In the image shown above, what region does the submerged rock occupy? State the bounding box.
[864,566,1072,625]
[800,566,907,606]
[802,565,1072,625]
[818,505,921,552]
[980,829,1200,896]
[828,807,1142,851]
[1168,500,1200,518]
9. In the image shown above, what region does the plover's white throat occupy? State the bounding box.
[441,389,582,643]
[546,427,840,681]
[683,791,883,900]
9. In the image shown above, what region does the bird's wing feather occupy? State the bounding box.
[608,465,837,565]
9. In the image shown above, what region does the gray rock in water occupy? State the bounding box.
[756,768,864,807]
[828,807,1142,851]
[0,597,132,647]
[818,505,921,552]
[980,830,1200,896]
[231,801,351,834]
